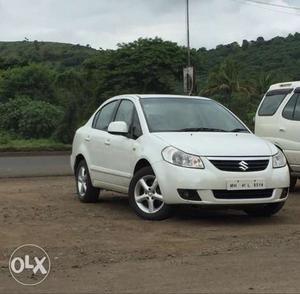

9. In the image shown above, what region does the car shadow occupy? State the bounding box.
[91,193,287,225]
[171,205,286,225]
[291,181,300,193]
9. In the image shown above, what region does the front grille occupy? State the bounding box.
[209,159,269,172]
[213,189,273,199]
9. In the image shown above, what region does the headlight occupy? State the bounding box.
[272,149,287,168]
[162,146,204,169]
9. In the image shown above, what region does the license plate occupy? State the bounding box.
[226,179,265,190]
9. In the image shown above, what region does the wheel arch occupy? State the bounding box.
[133,158,153,175]
[74,154,86,174]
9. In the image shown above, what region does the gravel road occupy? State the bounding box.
[0,176,299,293]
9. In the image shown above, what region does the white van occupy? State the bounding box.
[255,81,300,190]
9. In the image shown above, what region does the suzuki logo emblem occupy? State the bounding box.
[239,161,249,171]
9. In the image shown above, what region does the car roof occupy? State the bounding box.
[269,81,300,91]
[127,94,211,100]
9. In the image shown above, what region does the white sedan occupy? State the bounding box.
[71,95,289,220]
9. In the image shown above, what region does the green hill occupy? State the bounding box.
[0,34,299,147]
[0,41,97,69]
[197,33,300,85]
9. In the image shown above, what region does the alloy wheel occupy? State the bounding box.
[134,175,164,214]
[77,166,88,197]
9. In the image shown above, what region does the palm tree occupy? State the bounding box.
[201,59,251,100]
[251,72,278,96]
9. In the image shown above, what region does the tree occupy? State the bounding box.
[0,96,31,133]
[202,59,251,104]
[54,69,91,143]
[19,100,63,138]
[85,37,186,98]
[0,64,56,103]
[242,40,249,49]
[0,34,300,142]
[0,97,63,138]
[252,72,278,97]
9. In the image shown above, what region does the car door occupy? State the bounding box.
[281,92,300,169]
[104,99,143,190]
[87,100,120,183]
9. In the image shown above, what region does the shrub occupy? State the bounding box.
[0,96,31,133]
[18,100,63,138]
[0,131,12,145]
[0,97,63,139]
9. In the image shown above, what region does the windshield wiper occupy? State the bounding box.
[175,127,227,132]
[229,128,249,133]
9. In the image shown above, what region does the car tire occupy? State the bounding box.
[290,176,298,192]
[129,166,171,220]
[244,202,285,217]
[75,160,99,203]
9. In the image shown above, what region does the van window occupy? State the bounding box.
[294,95,300,121]
[282,94,298,120]
[258,94,287,116]
[282,93,300,121]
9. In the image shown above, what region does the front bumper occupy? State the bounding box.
[152,157,290,205]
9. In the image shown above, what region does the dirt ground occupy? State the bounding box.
[0,176,300,294]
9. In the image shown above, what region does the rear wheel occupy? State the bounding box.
[129,166,171,220]
[75,160,99,203]
[244,202,285,217]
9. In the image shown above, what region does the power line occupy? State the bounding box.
[232,0,300,16]
[243,0,300,11]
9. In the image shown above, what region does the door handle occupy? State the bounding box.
[104,139,111,146]
[279,127,286,132]
[85,136,91,142]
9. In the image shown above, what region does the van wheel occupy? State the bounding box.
[129,166,171,220]
[75,160,99,203]
[290,176,298,192]
[244,202,285,217]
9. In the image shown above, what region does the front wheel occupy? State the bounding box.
[244,202,285,217]
[129,166,171,220]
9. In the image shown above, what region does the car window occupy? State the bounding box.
[282,94,298,120]
[294,94,300,121]
[114,100,135,127]
[258,94,287,116]
[94,101,118,131]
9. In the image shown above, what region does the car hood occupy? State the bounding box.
[153,132,277,157]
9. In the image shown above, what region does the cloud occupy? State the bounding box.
[0,0,299,49]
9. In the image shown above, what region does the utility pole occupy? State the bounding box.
[186,0,191,67]
[183,0,194,95]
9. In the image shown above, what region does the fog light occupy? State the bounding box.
[280,188,289,199]
[177,189,201,201]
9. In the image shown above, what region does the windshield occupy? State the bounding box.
[140,98,249,133]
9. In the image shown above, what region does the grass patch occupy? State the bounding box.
[0,138,71,152]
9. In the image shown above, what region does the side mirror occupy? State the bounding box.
[108,121,129,135]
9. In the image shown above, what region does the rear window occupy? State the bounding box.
[258,94,287,116]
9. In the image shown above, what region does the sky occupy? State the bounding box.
[0,0,299,50]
